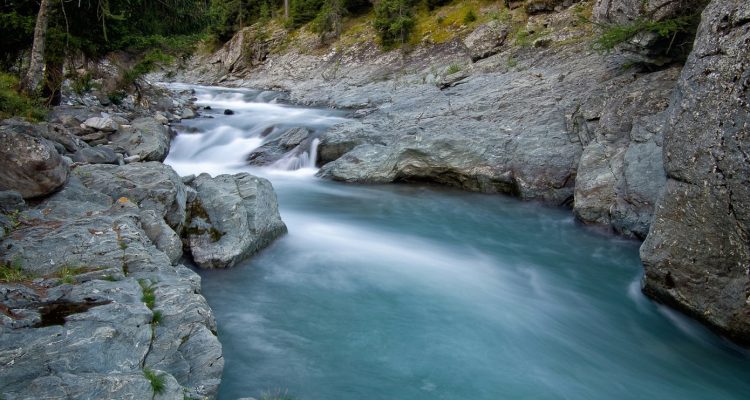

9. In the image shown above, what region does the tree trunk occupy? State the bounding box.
[42,58,63,106]
[284,0,289,19]
[21,0,50,96]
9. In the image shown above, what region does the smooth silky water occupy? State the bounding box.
[164,84,750,400]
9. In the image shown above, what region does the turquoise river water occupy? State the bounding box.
[164,85,750,400]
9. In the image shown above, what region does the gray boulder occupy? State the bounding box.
[640,0,750,344]
[110,117,171,162]
[185,173,287,268]
[72,146,120,165]
[181,108,196,119]
[246,127,313,166]
[463,20,509,62]
[74,162,187,230]
[0,127,69,199]
[83,116,118,132]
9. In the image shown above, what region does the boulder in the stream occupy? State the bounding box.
[0,125,69,199]
[185,173,287,269]
[246,127,312,166]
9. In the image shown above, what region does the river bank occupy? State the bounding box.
[0,83,290,399]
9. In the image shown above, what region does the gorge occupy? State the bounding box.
[0,0,748,398]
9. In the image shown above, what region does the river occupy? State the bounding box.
[164,84,750,400]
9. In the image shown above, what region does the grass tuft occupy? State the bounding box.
[139,280,157,310]
[143,368,166,395]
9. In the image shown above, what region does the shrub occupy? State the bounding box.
[0,73,47,121]
[594,15,699,53]
[120,49,174,90]
[312,0,347,41]
[373,0,416,47]
[107,90,126,105]
[463,9,477,24]
[70,72,94,95]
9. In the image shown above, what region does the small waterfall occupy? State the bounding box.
[162,84,346,176]
[271,138,321,171]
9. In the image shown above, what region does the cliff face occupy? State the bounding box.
[640,0,750,343]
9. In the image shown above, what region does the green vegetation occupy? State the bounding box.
[69,72,94,96]
[0,73,46,121]
[139,280,157,310]
[0,258,33,283]
[593,16,698,52]
[463,9,477,24]
[152,310,163,325]
[58,265,88,285]
[446,64,462,74]
[143,368,166,395]
[373,0,416,47]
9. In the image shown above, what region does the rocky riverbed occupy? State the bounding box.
[167,0,750,344]
[0,85,287,399]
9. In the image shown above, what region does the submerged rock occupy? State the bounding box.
[185,173,287,269]
[640,0,750,343]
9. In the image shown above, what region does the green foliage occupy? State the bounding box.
[0,257,33,283]
[143,368,166,395]
[121,50,174,89]
[446,64,461,74]
[0,10,34,70]
[57,265,89,285]
[291,0,326,27]
[70,73,94,96]
[152,310,163,325]
[594,16,697,52]
[463,9,477,24]
[108,90,126,105]
[139,280,157,310]
[373,0,416,47]
[426,0,452,11]
[0,73,47,121]
[312,0,347,40]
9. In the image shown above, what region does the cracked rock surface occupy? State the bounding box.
[640,0,750,343]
